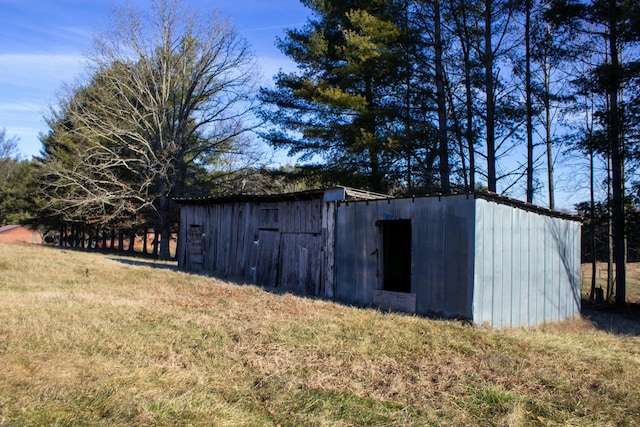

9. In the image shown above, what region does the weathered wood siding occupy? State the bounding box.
[178,198,335,297]
[334,195,476,318]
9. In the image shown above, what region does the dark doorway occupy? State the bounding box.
[380,219,412,293]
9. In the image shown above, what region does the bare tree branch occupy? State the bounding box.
[40,0,262,259]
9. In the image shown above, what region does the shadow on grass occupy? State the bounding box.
[38,243,179,271]
[108,257,179,271]
[581,300,640,336]
[54,242,637,335]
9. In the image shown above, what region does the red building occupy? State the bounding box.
[0,225,42,244]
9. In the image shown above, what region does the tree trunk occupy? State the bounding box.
[363,77,383,193]
[142,228,149,254]
[87,225,93,249]
[157,189,172,260]
[153,230,159,257]
[544,49,555,209]
[605,152,614,301]
[464,41,475,191]
[434,0,450,194]
[589,147,597,303]
[484,0,497,192]
[525,0,534,203]
[451,0,477,192]
[72,224,78,247]
[448,91,469,189]
[545,91,555,209]
[608,0,625,306]
[403,1,413,193]
[128,229,136,253]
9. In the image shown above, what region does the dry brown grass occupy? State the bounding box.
[1,243,640,426]
[580,262,640,335]
[581,262,640,303]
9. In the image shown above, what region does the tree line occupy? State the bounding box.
[0,0,638,303]
[257,0,640,305]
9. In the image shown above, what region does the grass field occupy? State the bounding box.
[1,243,640,426]
[581,262,640,303]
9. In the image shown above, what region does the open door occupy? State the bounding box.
[381,219,412,293]
[373,219,415,313]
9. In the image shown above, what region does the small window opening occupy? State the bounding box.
[259,204,279,231]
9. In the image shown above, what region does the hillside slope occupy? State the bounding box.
[1,244,639,426]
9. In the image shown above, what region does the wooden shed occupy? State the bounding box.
[0,225,42,244]
[177,188,582,328]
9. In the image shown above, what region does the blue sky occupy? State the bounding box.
[0,0,310,158]
[0,0,592,210]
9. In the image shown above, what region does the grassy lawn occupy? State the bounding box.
[1,243,639,426]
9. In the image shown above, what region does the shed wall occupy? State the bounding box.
[177,199,335,296]
[334,195,475,318]
[178,192,582,329]
[473,199,581,327]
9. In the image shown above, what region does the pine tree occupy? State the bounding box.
[550,0,640,305]
[260,0,416,193]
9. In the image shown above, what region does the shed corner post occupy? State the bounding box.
[323,200,338,299]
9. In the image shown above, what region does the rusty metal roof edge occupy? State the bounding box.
[341,187,390,200]
[472,192,583,221]
[174,185,390,204]
[336,191,583,222]
[175,187,582,221]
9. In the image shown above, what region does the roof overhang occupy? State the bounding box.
[174,186,390,205]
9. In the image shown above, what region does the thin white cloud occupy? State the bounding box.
[0,53,88,158]
[0,102,42,113]
[0,53,87,87]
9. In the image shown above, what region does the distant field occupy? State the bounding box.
[581,262,640,303]
[1,244,639,426]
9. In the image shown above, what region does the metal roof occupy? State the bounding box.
[472,191,582,222]
[174,186,389,205]
[175,187,581,221]
[0,225,22,233]
[337,191,582,222]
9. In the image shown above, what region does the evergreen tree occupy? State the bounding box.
[549,0,640,304]
[260,0,426,193]
[0,130,38,226]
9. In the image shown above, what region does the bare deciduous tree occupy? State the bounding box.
[40,0,261,259]
[0,128,20,162]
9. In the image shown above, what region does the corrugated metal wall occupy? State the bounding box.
[334,195,476,319]
[473,199,581,327]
